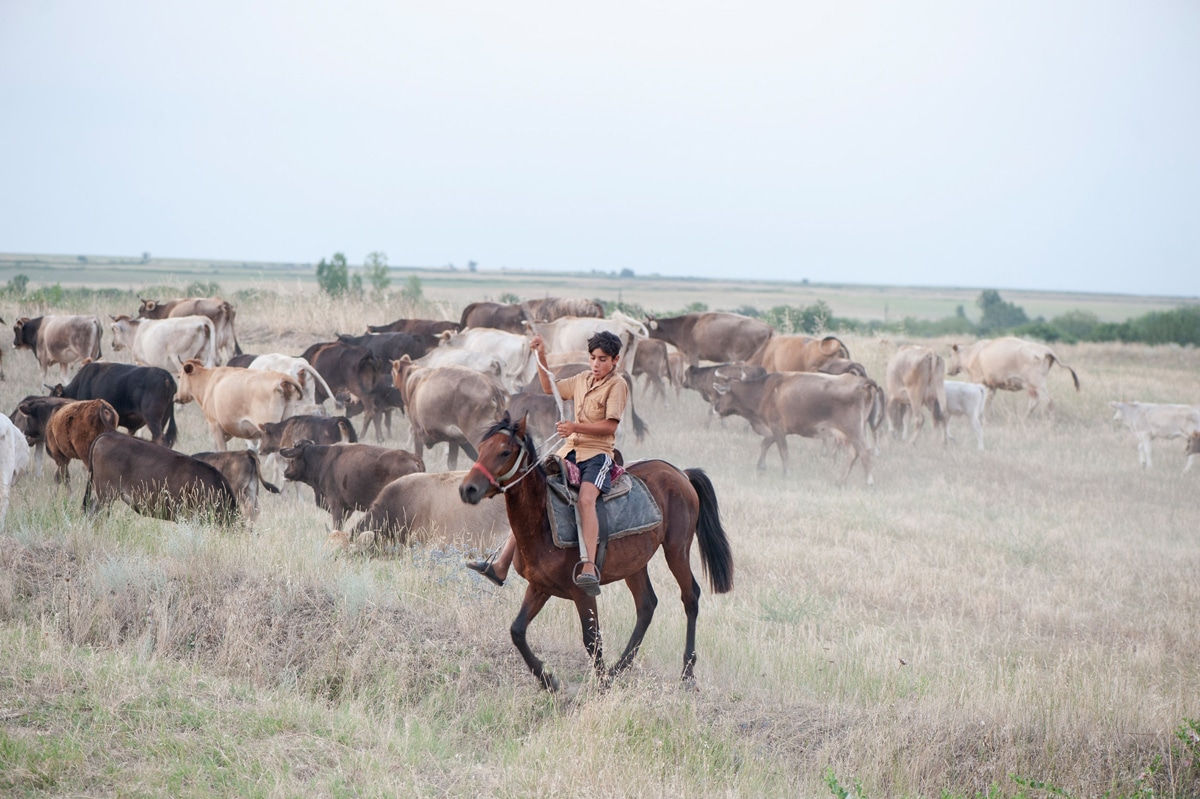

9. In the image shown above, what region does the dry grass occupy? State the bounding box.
[1,289,1198,797]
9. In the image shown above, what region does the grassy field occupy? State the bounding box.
[0,280,1198,797]
[1,251,1196,324]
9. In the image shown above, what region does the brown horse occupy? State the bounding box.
[459,413,734,690]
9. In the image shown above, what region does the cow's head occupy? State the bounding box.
[47,383,65,398]
[137,299,158,316]
[12,317,32,349]
[1109,400,1134,425]
[174,359,207,404]
[278,439,314,482]
[645,314,659,331]
[945,344,964,376]
[256,421,285,455]
[109,315,140,351]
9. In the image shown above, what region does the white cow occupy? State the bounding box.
[111,315,217,370]
[944,381,986,450]
[1109,401,1200,469]
[524,311,648,374]
[0,413,30,528]
[413,347,505,381]
[436,328,535,392]
[244,353,336,416]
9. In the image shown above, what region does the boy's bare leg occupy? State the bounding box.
[577,482,601,579]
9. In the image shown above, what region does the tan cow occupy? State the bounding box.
[523,297,605,322]
[946,337,1080,417]
[12,315,103,379]
[747,334,850,373]
[392,357,508,470]
[45,398,120,485]
[712,371,878,483]
[336,470,510,552]
[645,311,773,368]
[885,345,947,444]
[110,314,217,370]
[174,360,303,451]
[137,296,241,363]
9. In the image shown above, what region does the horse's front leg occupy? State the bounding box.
[610,567,657,677]
[511,586,558,691]
[573,596,605,680]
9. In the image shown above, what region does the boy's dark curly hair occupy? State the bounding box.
[586,330,622,358]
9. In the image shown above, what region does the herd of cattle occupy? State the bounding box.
[0,296,1196,543]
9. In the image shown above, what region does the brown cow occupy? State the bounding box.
[366,317,461,336]
[278,440,424,526]
[45,398,120,485]
[712,371,878,483]
[174,360,303,451]
[946,337,1080,417]
[339,470,510,551]
[630,338,680,404]
[885,345,947,444]
[645,312,773,368]
[137,296,241,362]
[301,342,391,441]
[192,450,280,521]
[11,395,75,478]
[257,415,357,456]
[747,334,850,373]
[84,432,239,524]
[12,315,103,379]
[459,301,528,333]
[392,357,508,469]
[682,362,768,407]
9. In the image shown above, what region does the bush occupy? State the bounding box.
[316,253,350,297]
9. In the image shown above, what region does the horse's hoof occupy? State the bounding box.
[541,672,561,692]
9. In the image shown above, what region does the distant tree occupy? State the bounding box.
[620,268,635,278]
[316,253,350,296]
[364,251,390,293]
[467,260,478,273]
[499,292,521,304]
[6,274,29,295]
[401,275,423,303]
[976,290,1028,333]
[77,255,88,264]
[142,251,151,263]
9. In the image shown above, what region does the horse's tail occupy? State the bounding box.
[686,468,734,594]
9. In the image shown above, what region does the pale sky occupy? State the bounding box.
[3,1,1198,297]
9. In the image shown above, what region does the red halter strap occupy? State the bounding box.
[469,445,529,492]
[469,459,502,490]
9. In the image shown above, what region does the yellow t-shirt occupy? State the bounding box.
[554,370,628,462]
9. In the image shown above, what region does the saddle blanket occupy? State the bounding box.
[546,469,662,549]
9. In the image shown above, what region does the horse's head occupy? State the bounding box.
[460,411,536,503]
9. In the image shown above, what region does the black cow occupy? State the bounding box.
[10,395,75,477]
[335,332,440,363]
[50,362,179,448]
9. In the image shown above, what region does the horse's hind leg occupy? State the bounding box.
[511,586,559,691]
[609,568,658,677]
[663,546,702,683]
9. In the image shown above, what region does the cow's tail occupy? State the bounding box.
[864,378,886,433]
[247,451,281,494]
[303,364,336,406]
[336,416,358,443]
[164,403,179,449]
[203,321,218,367]
[459,302,478,329]
[685,468,734,594]
[924,352,946,425]
[224,302,243,356]
[91,317,103,360]
[1048,353,1081,391]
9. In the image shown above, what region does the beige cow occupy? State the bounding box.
[885,345,947,444]
[174,360,303,451]
[946,337,1079,417]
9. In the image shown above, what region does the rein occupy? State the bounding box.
[469,429,561,494]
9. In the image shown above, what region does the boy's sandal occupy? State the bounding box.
[572,560,602,597]
[466,559,505,587]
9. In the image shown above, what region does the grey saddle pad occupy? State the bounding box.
[545,466,663,549]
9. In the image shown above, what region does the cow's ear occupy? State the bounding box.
[183,362,195,374]
[145,300,156,310]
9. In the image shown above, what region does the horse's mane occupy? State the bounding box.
[481,414,542,473]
